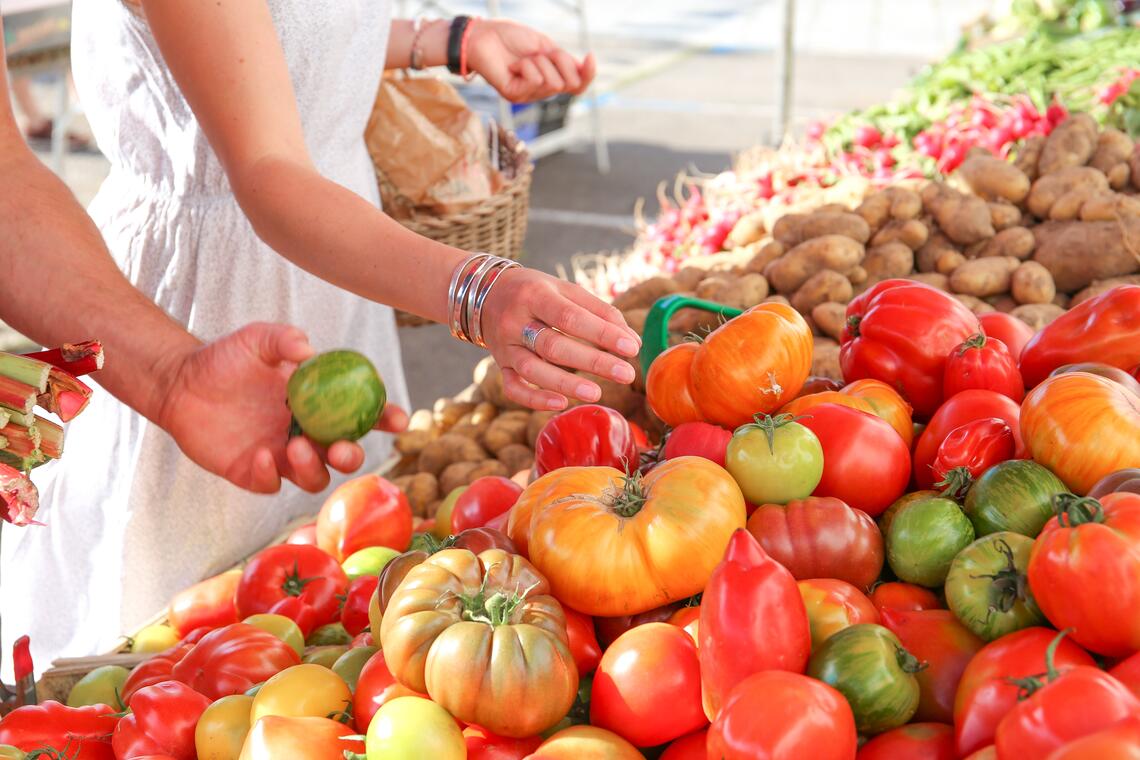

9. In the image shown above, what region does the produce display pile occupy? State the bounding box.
[6,276,1140,759]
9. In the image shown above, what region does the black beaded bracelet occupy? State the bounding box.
[447,16,472,75]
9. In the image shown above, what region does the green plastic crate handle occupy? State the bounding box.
[638,294,745,378]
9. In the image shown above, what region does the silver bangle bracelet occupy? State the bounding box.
[471,260,520,348]
[447,253,490,341]
[456,255,501,342]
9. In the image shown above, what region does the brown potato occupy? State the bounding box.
[863,242,915,282]
[1026,166,1109,219]
[434,398,477,431]
[871,219,929,250]
[496,443,534,476]
[978,227,1035,260]
[1091,128,1134,174]
[1053,292,1070,309]
[954,294,995,314]
[958,153,1030,203]
[1108,163,1132,191]
[623,307,649,335]
[1013,135,1046,181]
[797,211,872,244]
[949,256,1021,297]
[936,250,967,275]
[1071,274,1140,306]
[527,410,557,448]
[908,272,951,291]
[772,213,808,247]
[811,337,842,381]
[1079,192,1140,222]
[417,433,487,477]
[791,270,854,314]
[464,460,510,484]
[1131,146,1140,191]
[924,184,995,245]
[765,234,865,293]
[1033,219,1140,291]
[726,211,767,248]
[613,276,682,311]
[811,302,847,341]
[1011,261,1056,305]
[1011,303,1066,330]
[393,472,440,518]
[986,294,1018,313]
[1038,113,1098,175]
[395,428,438,457]
[475,357,525,410]
[989,201,1023,231]
[481,412,529,454]
[673,267,708,291]
[439,461,482,495]
[746,241,786,275]
[916,234,957,273]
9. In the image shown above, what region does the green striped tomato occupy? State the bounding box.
[287,350,385,445]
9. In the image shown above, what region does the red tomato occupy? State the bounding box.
[286,523,320,546]
[668,605,700,645]
[0,702,119,759]
[267,593,324,637]
[1029,492,1140,657]
[169,623,300,700]
[351,631,375,648]
[167,569,240,638]
[699,530,810,719]
[912,390,1024,490]
[856,722,955,760]
[451,476,524,533]
[979,312,1035,361]
[235,544,348,626]
[707,671,857,759]
[594,602,681,650]
[591,623,707,747]
[1109,650,1140,698]
[1043,715,1140,760]
[798,404,911,516]
[341,575,380,637]
[464,726,544,760]
[930,418,1015,498]
[563,606,602,676]
[870,582,941,613]
[954,627,1096,757]
[879,608,984,723]
[629,421,649,450]
[661,422,731,468]
[660,729,707,760]
[316,475,413,560]
[944,333,1024,402]
[121,641,197,705]
[996,643,1140,758]
[353,650,426,732]
[112,681,210,760]
[840,279,980,418]
[534,404,639,476]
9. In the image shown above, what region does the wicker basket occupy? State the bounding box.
[376,124,533,328]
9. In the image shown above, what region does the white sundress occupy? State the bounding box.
[1,0,407,678]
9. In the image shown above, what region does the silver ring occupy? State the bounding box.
[522,321,549,353]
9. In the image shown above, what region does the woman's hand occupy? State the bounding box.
[157,323,408,494]
[466,19,596,103]
[479,269,640,410]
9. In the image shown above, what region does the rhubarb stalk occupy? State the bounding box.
[0,352,50,392]
[23,339,104,377]
[0,376,38,417]
[1,421,44,471]
[38,417,63,459]
[38,368,92,422]
[0,463,40,526]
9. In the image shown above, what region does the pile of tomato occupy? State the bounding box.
[5,279,1140,760]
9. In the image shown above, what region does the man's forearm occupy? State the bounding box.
[0,151,199,423]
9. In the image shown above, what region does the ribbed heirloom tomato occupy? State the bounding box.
[534,404,639,475]
[512,456,745,616]
[316,474,413,560]
[380,548,578,737]
[170,623,301,700]
[112,681,211,760]
[646,342,703,427]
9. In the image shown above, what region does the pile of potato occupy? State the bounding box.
[388,356,658,518]
[613,113,1140,381]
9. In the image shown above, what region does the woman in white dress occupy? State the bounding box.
[1,0,639,676]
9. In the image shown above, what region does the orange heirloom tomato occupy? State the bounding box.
[1020,372,1140,494]
[250,664,352,724]
[379,548,577,738]
[526,726,643,760]
[196,694,253,760]
[691,302,813,429]
[841,379,914,448]
[520,457,746,616]
[237,716,364,760]
[646,342,703,428]
[782,391,876,419]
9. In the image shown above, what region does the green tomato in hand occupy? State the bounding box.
[725,414,824,505]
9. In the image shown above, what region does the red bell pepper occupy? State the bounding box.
[340,575,380,637]
[169,622,301,700]
[1019,285,1140,388]
[533,404,639,475]
[943,333,1024,402]
[931,418,1015,499]
[840,279,980,418]
[112,681,210,760]
[699,529,811,720]
[912,390,1024,490]
[994,633,1140,758]
[0,701,119,759]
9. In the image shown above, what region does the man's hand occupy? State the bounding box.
[467,19,596,104]
[156,323,407,494]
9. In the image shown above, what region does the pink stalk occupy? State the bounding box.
[23,339,104,378]
[38,369,92,422]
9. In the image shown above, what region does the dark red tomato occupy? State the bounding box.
[995,656,1140,758]
[167,569,240,638]
[870,582,942,614]
[879,608,984,723]
[659,729,707,760]
[169,623,301,700]
[796,376,844,397]
[944,334,1024,403]
[464,726,543,759]
[0,702,119,759]
[341,575,380,637]
[1050,362,1140,396]
[111,681,210,760]
[452,526,519,555]
[798,404,911,517]
[707,671,857,760]
[840,279,980,419]
[856,722,955,760]
[954,627,1096,757]
[979,312,1035,361]
[594,602,681,650]
[930,418,1015,499]
[451,476,524,533]
[534,404,639,476]
[563,606,603,677]
[746,496,883,590]
[1110,650,1140,698]
[354,650,426,733]
[286,523,320,546]
[235,544,348,625]
[1089,469,1140,498]
[1044,715,1140,760]
[912,390,1024,490]
[590,623,707,747]
[661,421,731,468]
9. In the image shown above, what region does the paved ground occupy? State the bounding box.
[6,0,997,408]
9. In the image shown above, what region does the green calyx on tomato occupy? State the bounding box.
[1005,629,1070,700]
[937,466,975,502]
[605,476,651,519]
[458,582,534,627]
[946,533,1044,642]
[280,561,319,598]
[735,413,806,454]
[1053,493,1107,526]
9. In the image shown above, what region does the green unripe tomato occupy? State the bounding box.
[725,414,824,505]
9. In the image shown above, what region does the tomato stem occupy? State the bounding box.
[894,644,927,675]
[1053,494,1105,527]
[281,560,319,597]
[936,466,974,501]
[846,315,862,338]
[609,475,649,518]
[959,332,987,353]
[735,413,804,455]
[970,537,1031,614]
